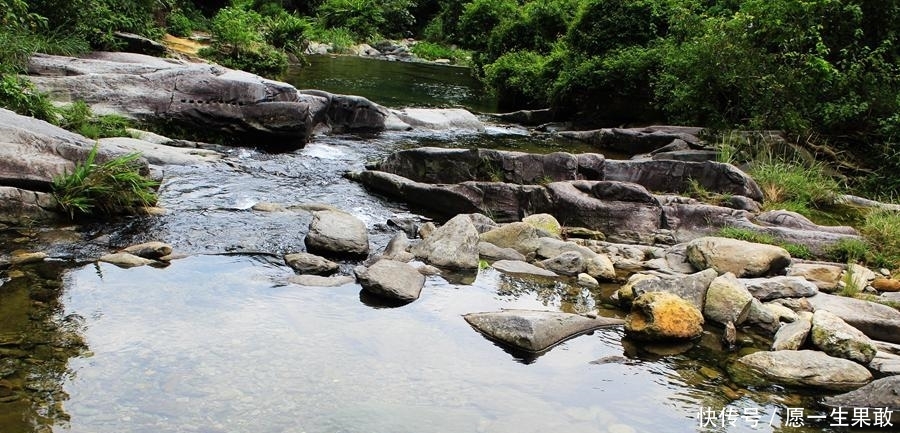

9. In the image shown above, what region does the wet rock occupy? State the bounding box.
[99,137,222,165]
[787,263,844,292]
[252,202,286,212]
[411,214,479,269]
[616,273,660,307]
[540,251,585,276]
[704,272,754,326]
[822,376,900,411]
[577,273,599,288]
[729,350,871,391]
[284,252,339,276]
[463,309,624,352]
[0,187,58,224]
[772,311,813,350]
[491,260,557,278]
[305,210,370,257]
[686,237,791,277]
[288,274,355,287]
[10,251,47,266]
[355,259,425,302]
[807,293,900,344]
[630,268,718,311]
[625,292,705,341]
[99,252,156,268]
[479,222,544,255]
[740,276,819,301]
[477,242,526,262]
[522,213,562,238]
[811,309,877,364]
[122,241,173,260]
[380,232,414,262]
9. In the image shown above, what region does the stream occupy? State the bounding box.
[0,55,867,433]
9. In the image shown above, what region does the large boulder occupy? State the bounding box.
[387,108,484,132]
[479,222,545,255]
[355,259,425,302]
[558,126,703,154]
[305,210,370,257]
[686,237,791,277]
[703,273,754,326]
[729,350,872,391]
[463,309,624,353]
[0,187,58,224]
[411,214,480,269]
[625,292,705,341]
[602,159,764,202]
[628,268,718,311]
[807,293,900,344]
[823,376,900,413]
[811,309,877,364]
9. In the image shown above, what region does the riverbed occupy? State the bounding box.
[0,55,859,433]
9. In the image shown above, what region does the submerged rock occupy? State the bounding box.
[305,210,369,257]
[288,274,355,287]
[625,292,705,341]
[122,241,173,260]
[355,259,425,303]
[463,309,624,353]
[686,237,791,277]
[729,350,871,391]
[99,252,156,268]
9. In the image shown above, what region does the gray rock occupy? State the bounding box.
[411,214,479,269]
[99,137,222,165]
[730,350,871,391]
[772,311,813,350]
[577,273,599,288]
[288,274,355,287]
[463,309,624,353]
[305,210,370,257]
[284,252,339,276]
[787,262,844,291]
[387,108,484,133]
[539,251,585,276]
[355,260,425,302]
[121,241,173,260]
[480,222,544,255]
[631,268,718,311]
[664,243,698,274]
[704,272,754,326]
[381,232,414,262]
[686,236,791,277]
[823,376,900,411]
[811,309,877,364]
[869,351,900,376]
[559,126,703,155]
[491,260,557,278]
[0,187,58,224]
[546,181,664,244]
[522,213,562,237]
[745,298,781,334]
[807,293,900,344]
[99,252,156,268]
[602,159,763,201]
[477,242,526,262]
[625,292,705,341]
[535,237,615,280]
[740,276,819,300]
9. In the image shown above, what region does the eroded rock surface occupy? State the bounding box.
[464,309,624,353]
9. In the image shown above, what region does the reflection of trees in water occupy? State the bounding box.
[495,274,597,314]
[1,261,87,433]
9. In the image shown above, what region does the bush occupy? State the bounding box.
[306,26,355,53]
[860,209,900,268]
[28,0,165,50]
[265,10,310,53]
[166,10,195,37]
[484,51,551,110]
[201,6,289,78]
[410,41,469,64]
[566,0,669,56]
[52,145,158,219]
[0,75,58,122]
[316,0,385,41]
[456,0,518,51]
[749,159,842,216]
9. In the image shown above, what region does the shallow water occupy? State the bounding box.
[0,58,873,433]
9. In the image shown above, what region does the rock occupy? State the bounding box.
[745,299,782,334]
[99,137,222,165]
[466,213,499,233]
[807,293,900,344]
[522,213,562,237]
[873,278,900,292]
[869,350,900,376]
[479,222,544,255]
[415,264,442,276]
[252,202,286,212]
[540,251,584,276]
[381,232,414,262]
[562,226,606,240]
[418,222,436,239]
[411,214,479,269]
[740,276,819,301]
[355,260,425,303]
[121,241,173,260]
[602,159,763,201]
[757,210,859,235]
[630,268,718,311]
[822,376,900,411]
[559,126,702,155]
[616,273,659,307]
[664,243,698,274]
[113,31,166,56]
[387,108,485,132]
[577,273,599,288]
[811,309,877,364]
[704,273,754,326]
[762,301,799,322]
[305,210,370,257]
[10,251,47,266]
[99,252,156,268]
[650,149,718,162]
[585,253,616,281]
[288,274,355,287]
[686,237,791,277]
[722,321,737,350]
[491,260,558,278]
[772,311,813,350]
[284,252,339,276]
[625,292,705,341]
[477,242,526,262]
[534,237,594,259]
[845,263,878,293]
[463,309,624,352]
[0,187,58,224]
[729,350,871,391]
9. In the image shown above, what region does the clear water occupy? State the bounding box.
[0,58,864,433]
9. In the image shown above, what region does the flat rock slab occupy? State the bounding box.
[491,260,557,278]
[464,310,624,353]
[807,293,900,344]
[823,376,900,410]
[740,276,819,301]
[729,350,872,391]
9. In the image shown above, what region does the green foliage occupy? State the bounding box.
[717,226,812,260]
[456,0,518,51]
[52,145,158,219]
[859,209,900,269]
[826,238,870,264]
[317,0,385,40]
[0,75,58,122]
[484,51,551,109]
[749,158,842,216]
[306,26,355,53]
[566,0,669,56]
[265,10,310,53]
[410,42,469,64]
[200,6,289,77]
[28,0,165,50]
[166,9,195,37]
